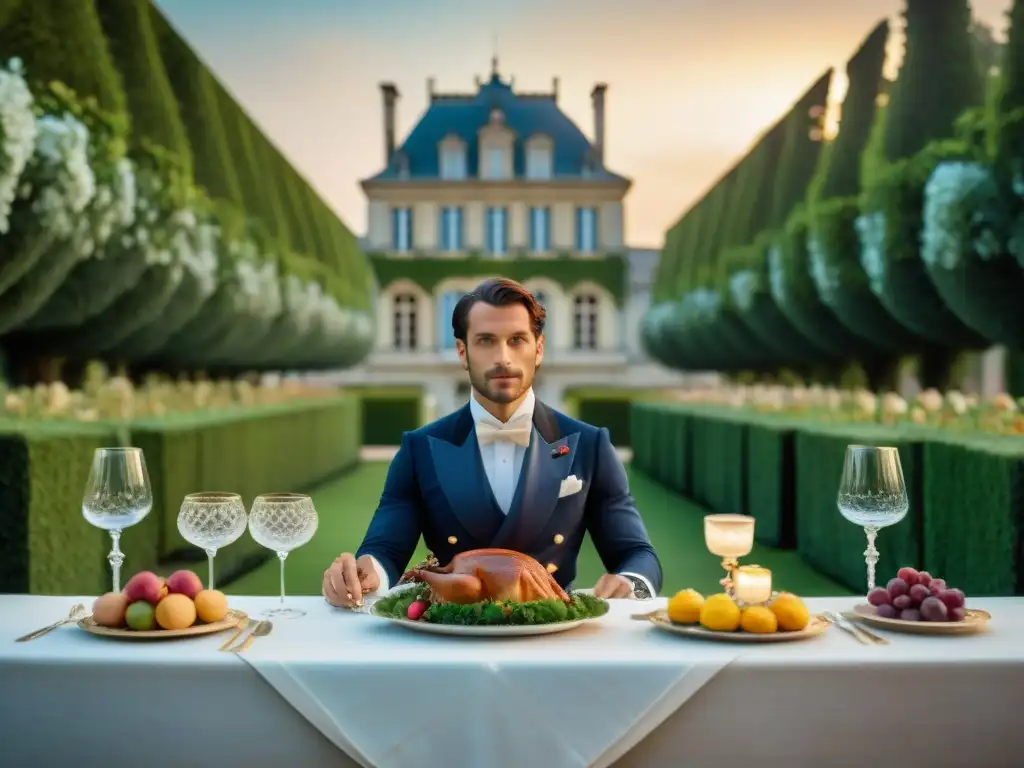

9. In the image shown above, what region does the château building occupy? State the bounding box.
[335,61,685,416]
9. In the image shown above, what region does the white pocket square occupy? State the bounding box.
[558,475,583,498]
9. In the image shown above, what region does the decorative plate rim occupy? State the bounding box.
[77,608,247,640]
[647,610,830,642]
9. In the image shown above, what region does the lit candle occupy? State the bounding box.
[703,514,755,558]
[734,566,772,604]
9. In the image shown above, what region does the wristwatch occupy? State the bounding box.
[621,574,652,600]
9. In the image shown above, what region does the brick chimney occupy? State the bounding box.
[591,83,607,165]
[380,82,399,165]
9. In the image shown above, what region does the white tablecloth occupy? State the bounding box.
[2,595,1023,768]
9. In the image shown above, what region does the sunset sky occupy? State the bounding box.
[155,0,1012,248]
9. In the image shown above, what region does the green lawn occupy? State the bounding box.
[226,463,851,598]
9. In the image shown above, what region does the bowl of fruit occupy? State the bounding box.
[79,570,245,640]
[855,567,990,635]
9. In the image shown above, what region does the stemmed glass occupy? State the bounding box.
[837,445,909,592]
[82,447,153,593]
[177,492,248,590]
[248,493,318,619]
[703,514,755,597]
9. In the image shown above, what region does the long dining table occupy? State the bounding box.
[2,594,1022,768]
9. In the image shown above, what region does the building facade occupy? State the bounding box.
[334,62,686,417]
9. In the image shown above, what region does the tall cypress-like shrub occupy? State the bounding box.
[18,0,195,336]
[729,71,837,369]
[770,22,895,376]
[806,24,920,373]
[0,0,131,344]
[858,0,987,390]
[918,0,1024,358]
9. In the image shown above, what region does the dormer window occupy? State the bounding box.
[525,135,553,180]
[482,147,506,180]
[439,136,466,180]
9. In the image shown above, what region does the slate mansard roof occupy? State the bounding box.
[365,72,629,184]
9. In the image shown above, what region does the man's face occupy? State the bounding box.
[456,301,544,405]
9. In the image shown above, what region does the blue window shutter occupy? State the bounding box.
[575,207,583,250]
[407,208,415,250]
[485,207,493,253]
[542,207,550,250]
[392,208,399,250]
[439,207,447,251]
[455,207,463,250]
[589,206,598,251]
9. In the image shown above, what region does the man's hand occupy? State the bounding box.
[323,553,380,608]
[592,574,634,599]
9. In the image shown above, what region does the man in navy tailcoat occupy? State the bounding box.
[323,278,662,606]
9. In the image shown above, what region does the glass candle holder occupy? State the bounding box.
[734,565,772,604]
[704,514,755,596]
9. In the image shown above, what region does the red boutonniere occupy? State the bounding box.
[551,444,570,458]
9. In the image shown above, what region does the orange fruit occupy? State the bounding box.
[155,593,197,630]
[194,590,229,623]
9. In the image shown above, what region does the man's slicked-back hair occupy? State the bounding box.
[452,277,546,343]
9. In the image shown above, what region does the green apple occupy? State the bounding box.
[125,600,156,631]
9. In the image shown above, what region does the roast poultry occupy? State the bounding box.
[399,548,571,605]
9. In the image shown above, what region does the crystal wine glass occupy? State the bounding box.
[248,493,318,619]
[837,445,909,592]
[177,492,248,590]
[82,447,154,593]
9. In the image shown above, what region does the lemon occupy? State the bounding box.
[666,589,704,624]
[699,593,741,632]
[740,605,778,634]
[770,592,810,631]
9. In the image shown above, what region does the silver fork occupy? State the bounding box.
[827,611,888,645]
[16,603,86,642]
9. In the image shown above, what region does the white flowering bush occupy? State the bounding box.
[0,58,36,234]
[921,161,1001,270]
[854,211,886,295]
[674,381,1024,436]
[728,268,759,312]
[919,158,1024,349]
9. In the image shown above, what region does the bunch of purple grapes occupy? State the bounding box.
[866,567,966,622]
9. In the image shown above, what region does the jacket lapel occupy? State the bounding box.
[492,401,580,551]
[427,405,504,544]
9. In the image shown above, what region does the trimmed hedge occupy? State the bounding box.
[350,387,423,445]
[0,396,361,594]
[630,401,1023,596]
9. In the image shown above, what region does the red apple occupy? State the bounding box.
[166,570,203,600]
[123,571,163,605]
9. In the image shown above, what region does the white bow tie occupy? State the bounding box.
[476,420,532,447]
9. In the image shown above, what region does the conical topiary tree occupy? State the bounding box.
[146,3,256,368]
[15,0,195,338]
[857,0,988,385]
[730,69,837,368]
[710,124,792,372]
[0,0,132,341]
[773,21,892,364]
[675,162,761,372]
[656,207,707,369]
[919,0,1024,352]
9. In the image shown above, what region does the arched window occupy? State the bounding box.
[392,293,418,350]
[572,294,599,350]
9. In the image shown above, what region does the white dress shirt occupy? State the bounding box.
[364,387,652,597]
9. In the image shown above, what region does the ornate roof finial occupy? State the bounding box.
[490,32,500,79]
